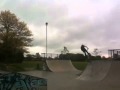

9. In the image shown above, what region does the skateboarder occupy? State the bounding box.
[81,44,90,58]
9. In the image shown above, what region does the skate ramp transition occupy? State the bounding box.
[77,60,120,82]
[77,60,111,81]
[74,60,120,90]
[100,61,120,85]
[46,60,80,72]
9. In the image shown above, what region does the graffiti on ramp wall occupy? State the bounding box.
[0,73,47,90]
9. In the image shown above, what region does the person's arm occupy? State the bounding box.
[85,46,89,50]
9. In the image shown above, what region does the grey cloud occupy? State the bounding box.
[83,4,120,52]
[1,0,120,56]
[32,38,45,47]
[0,0,68,26]
[53,17,91,42]
[52,3,120,54]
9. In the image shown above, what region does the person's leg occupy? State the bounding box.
[81,49,88,58]
[84,52,87,57]
[84,49,89,56]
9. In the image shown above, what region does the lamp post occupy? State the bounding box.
[45,22,48,60]
[43,22,48,71]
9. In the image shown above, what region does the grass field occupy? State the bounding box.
[72,61,88,70]
[0,60,88,72]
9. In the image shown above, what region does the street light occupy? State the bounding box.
[45,22,48,60]
[43,22,48,71]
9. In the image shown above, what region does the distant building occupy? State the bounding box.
[108,49,120,60]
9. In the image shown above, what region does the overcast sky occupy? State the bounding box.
[1,0,120,57]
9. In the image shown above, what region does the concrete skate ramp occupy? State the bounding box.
[77,60,111,81]
[100,61,120,86]
[75,60,120,90]
[46,60,80,72]
[19,61,120,90]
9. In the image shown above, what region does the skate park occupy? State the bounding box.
[18,60,120,90]
[1,0,120,90]
[1,47,120,90]
[22,48,120,90]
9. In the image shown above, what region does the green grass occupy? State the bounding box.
[72,61,88,70]
[0,60,88,72]
[0,63,25,72]
[22,61,43,68]
[0,61,44,72]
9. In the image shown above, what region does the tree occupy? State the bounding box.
[59,53,86,61]
[93,48,101,56]
[60,46,69,60]
[61,46,69,54]
[69,53,85,61]
[0,10,33,63]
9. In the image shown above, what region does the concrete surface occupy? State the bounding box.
[20,60,120,90]
[77,60,111,81]
[46,60,80,73]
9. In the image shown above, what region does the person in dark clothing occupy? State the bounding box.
[81,44,90,57]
